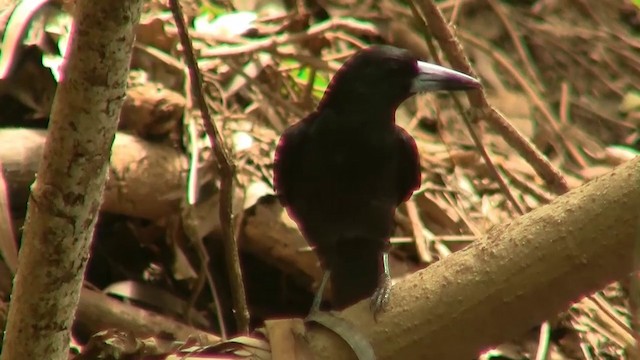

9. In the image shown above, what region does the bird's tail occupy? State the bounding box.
[323,237,384,309]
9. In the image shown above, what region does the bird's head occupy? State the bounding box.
[318,45,481,116]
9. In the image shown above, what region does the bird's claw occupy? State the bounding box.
[309,271,330,316]
[369,273,391,321]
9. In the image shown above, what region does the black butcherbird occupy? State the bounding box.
[273,45,480,317]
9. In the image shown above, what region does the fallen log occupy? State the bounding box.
[303,157,640,359]
[0,128,190,220]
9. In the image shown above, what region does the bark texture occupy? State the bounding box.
[0,1,143,359]
[306,157,640,360]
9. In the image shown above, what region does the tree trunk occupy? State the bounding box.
[0,0,142,359]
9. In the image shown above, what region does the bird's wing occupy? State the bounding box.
[395,126,421,205]
[273,116,312,206]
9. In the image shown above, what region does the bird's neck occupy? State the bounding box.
[315,105,397,136]
[319,87,403,122]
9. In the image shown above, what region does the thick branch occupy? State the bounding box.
[75,288,220,343]
[306,157,640,359]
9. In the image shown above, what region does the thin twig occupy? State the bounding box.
[485,0,544,92]
[168,0,250,333]
[405,199,433,263]
[534,321,551,360]
[182,73,229,338]
[413,0,569,195]
[200,18,378,58]
[559,82,570,125]
[409,0,525,215]
[500,165,554,205]
[459,31,587,168]
[449,0,462,24]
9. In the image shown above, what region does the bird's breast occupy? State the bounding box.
[303,134,398,199]
[286,130,401,241]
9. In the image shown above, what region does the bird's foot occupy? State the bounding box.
[369,273,391,321]
[309,271,331,316]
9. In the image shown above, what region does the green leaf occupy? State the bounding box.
[282,59,329,99]
[199,3,227,17]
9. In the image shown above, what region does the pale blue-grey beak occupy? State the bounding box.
[411,60,481,92]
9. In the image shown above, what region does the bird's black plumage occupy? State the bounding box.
[273,45,480,315]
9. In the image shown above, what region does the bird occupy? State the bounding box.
[273,45,481,317]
